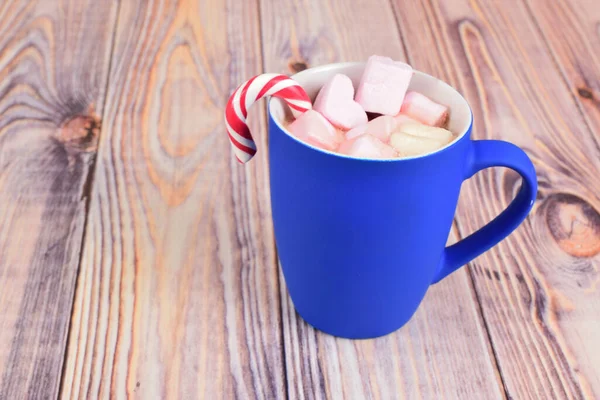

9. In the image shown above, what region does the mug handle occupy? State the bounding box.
[431,140,538,284]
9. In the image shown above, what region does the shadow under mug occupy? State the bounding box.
[267,62,537,339]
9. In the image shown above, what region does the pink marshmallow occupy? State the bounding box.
[364,115,396,142]
[339,135,397,159]
[288,110,343,151]
[393,113,419,127]
[345,124,368,140]
[313,73,368,130]
[355,55,413,115]
[338,137,357,154]
[400,91,449,127]
[346,115,397,142]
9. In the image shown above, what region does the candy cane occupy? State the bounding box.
[225,74,312,163]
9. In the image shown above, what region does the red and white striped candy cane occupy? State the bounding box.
[225,73,312,163]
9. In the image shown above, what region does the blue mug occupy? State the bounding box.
[267,62,537,339]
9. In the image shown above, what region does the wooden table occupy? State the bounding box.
[1,0,599,398]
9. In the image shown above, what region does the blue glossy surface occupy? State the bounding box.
[268,112,537,339]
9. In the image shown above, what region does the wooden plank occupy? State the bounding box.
[260,1,504,398]
[392,0,600,398]
[523,0,600,136]
[60,0,286,398]
[522,1,600,396]
[0,1,118,398]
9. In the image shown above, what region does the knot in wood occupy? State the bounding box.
[545,193,600,258]
[577,87,593,100]
[288,60,308,73]
[58,115,100,153]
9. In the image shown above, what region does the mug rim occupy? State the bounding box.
[268,61,474,162]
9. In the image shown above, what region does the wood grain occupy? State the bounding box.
[392,0,600,398]
[0,0,118,398]
[523,0,600,138]
[521,1,600,397]
[60,0,286,398]
[260,1,504,398]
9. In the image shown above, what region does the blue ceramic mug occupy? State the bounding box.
[267,62,537,339]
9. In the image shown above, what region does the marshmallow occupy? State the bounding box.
[394,113,419,128]
[346,115,397,142]
[355,55,413,115]
[313,73,368,130]
[288,110,343,151]
[345,124,368,140]
[395,122,454,144]
[339,135,397,159]
[389,132,446,157]
[364,115,396,142]
[400,91,449,127]
[337,138,357,155]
